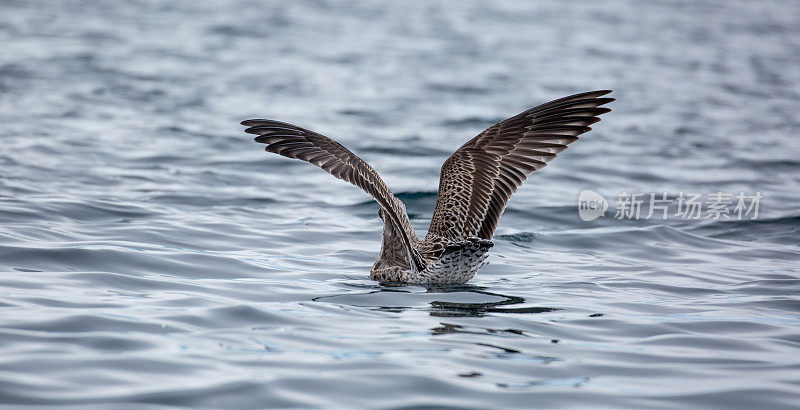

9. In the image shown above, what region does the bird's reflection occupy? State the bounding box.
[425,285,560,317]
[313,283,560,318]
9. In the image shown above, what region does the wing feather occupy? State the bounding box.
[243,119,425,272]
[427,90,613,242]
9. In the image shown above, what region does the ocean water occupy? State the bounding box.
[1,0,799,408]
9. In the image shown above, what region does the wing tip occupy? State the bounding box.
[592,97,615,111]
[592,90,614,108]
[241,119,264,126]
[571,89,613,100]
[242,118,297,127]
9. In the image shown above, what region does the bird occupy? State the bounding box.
[242,90,613,284]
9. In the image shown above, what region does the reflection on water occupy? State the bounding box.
[428,287,560,317]
[314,286,560,317]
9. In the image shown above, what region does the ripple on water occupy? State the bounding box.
[1,0,800,408]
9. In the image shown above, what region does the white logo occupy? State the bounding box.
[578,190,608,221]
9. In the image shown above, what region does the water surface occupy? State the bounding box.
[1,0,799,408]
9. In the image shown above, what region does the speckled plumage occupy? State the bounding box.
[243,90,613,284]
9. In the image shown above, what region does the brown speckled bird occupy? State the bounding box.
[243,90,613,284]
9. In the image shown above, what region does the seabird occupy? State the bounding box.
[242,90,613,284]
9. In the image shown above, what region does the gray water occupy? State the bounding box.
[1,0,800,408]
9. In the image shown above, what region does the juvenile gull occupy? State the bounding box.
[242,90,613,284]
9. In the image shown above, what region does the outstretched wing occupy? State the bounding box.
[242,119,425,272]
[427,90,613,242]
